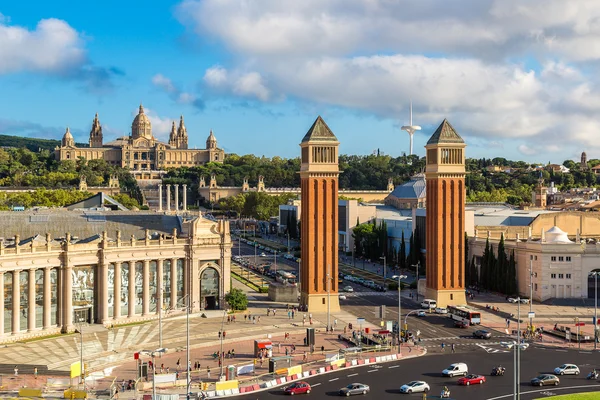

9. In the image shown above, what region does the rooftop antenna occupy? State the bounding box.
[401,101,421,156]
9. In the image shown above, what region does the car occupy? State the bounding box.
[507,297,518,303]
[421,299,437,309]
[435,307,448,314]
[339,294,347,300]
[554,364,580,375]
[520,298,530,304]
[339,383,370,396]
[260,252,267,257]
[442,363,469,377]
[458,374,486,386]
[454,320,468,328]
[284,381,311,395]
[531,374,559,386]
[473,330,492,339]
[399,381,430,393]
[417,311,427,317]
[344,286,354,293]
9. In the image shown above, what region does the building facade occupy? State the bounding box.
[425,119,467,307]
[299,116,340,312]
[55,106,225,173]
[0,210,231,342]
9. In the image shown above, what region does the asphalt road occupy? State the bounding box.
[251,347,600,399]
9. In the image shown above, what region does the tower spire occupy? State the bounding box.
[401,101,421,156]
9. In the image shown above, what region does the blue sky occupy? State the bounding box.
[1,1,599,162]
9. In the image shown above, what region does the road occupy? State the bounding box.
[252,347,600,399]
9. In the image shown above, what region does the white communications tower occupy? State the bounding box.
[401,102,421,156]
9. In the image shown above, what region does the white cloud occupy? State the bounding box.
[0,17,85,74]
[151,73,204,109]
[152,74,176,93]
[176,0,600,159]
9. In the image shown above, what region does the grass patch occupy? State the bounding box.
[232,271,268,293]
[112,320,149,328]
[535,393,600,400]
[18,332,71,343]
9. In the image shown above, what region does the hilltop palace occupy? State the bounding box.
[55,105,225,178]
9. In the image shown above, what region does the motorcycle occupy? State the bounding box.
[586,371,598,380]
[491,366,506,376]
[441,389,451,398]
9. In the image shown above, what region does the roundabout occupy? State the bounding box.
[251,347,600,399]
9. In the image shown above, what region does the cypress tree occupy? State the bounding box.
[497,234,507,294]
[482,238,490,290]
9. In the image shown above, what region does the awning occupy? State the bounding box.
[257,342,272,349]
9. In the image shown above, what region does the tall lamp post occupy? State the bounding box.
[78,317,86,391]
[392,274,407,355]
[220,310,227,379]
[141,348,166,400]
[326,264,332,331]
[591,271,599,350]
[411,262,420,301]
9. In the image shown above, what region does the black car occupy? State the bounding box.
[473,329,492,339]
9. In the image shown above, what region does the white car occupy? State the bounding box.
[507,297,518,303]
[399,381,430,394]
[260,252,266,257]
[435,307,448,314]
[520,298,530,304]
[339,294,347,300]
[344,286,354,293]
[554,364,580,376]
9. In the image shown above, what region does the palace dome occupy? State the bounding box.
[132,104,152,139]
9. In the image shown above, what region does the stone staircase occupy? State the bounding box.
[135,179,162,210]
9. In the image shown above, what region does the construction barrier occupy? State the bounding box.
[287,365,302,376]
[64,389,87,399]
[215,380,239,391]
[19,388,43,397]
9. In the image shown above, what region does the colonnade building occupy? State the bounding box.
[0,209,231,342]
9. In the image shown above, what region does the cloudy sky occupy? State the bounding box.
[0,1,597,162]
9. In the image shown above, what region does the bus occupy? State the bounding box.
[447,306,481,325]
[276,270,297,285]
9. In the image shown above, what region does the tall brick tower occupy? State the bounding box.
[299,116,340,313]
[424,119,467,307]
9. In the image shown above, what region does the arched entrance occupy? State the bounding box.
[200,267,220,310]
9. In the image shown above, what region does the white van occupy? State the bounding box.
[442,363,468,377]
[420,299,437,309]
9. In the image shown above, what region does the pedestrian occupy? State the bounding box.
[303,317,306,326]
[441,342,445,351]
[285,347,289,356]
[207,366,211,379]
[223,331,227,339]
[114,389,119,400]
[14,366,18,376]
[303,352,307,362]
[244,314,247,321]
[166,367,170,374]
[232,349,235,358]
[34,367,38,379]
[258,316,261,323]
[288,311,291,319]
[451,343,455,353]
[292,310,295,318]
[218,331,221,339]
[321,345,325,354]
[334,319,338,328]
[122,379,126,392]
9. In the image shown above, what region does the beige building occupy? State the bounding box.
[55,105,225,173]
[0,209,231,342]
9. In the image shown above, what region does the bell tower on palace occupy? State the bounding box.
[424,119,467,307]
[299,116,340,313]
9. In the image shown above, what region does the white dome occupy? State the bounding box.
[545,226,573,243]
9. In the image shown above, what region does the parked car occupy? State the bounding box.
[344,286,354,293]
[399,381,430,393]
[531,374,559,386]
[284,381,311,395]
[260,252,266,257]
[473,330,492,339]
[554,364,580,376]
[458,374,486,386]
[520,298,530,304]
[507,297,518,303]
[417,311,427,317]
[454,320,468,328]
[442,363,468,377]
[339,383,370,396]
[421,299,437,309]
[435,307,448,314]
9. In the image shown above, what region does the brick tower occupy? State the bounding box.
[299,116,340,313]
[424,119,467,307]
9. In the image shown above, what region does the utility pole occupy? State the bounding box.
[186,295,191,400]
[79,319,85,391]
[382,256,387,290]
[327,264,331,332]
[529,259,533,330]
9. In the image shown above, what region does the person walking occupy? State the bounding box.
[441,342,445,352]
[207,366,211,380]
[451,343,456,353]
[34,367,38,380]
[13,366,18,376]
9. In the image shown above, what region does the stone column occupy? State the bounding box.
[170,259,177,307]
[182,185,187,211]
[43,268,51,329]
[166,185,171,212]
[12,270,20,334]
[157,260,163,315]
[0,272,4,335]
[114,262,121,320]
[28,269,35,332]
[142,260,150,316]
[128,262,135,318]
[174,184,179,212]
[158,185,163,212]
[63,265,74,332]
[99,262,108,323]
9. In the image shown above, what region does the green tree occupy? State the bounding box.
[225,288,248,311]
[399,231,406,271]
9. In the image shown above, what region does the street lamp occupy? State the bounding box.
[411,262,420,301]
[380,256,387,291]
[590,271,600,350]
[326,264,332,332]
[392,275,407,355]
[503,297,529,400]
[141,348,166,400]
[77,317,86,391]
[219,310,227,379]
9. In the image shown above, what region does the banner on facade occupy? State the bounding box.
[154,373,176,384]
[236,364,254,376]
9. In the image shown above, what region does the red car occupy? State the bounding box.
[284,381,312,395]
[454,320,468,328]
[458,374,486,386]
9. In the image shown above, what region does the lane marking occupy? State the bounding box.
[555,349,567,352]
[347,373,358,377]
[486,383,600,400]
[388,365,400,369]
[580,351,592,354]
[329,378,339,382]
[312,383,322,387]
[367,369,378,373]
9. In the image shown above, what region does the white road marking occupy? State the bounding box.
[486,383,600,400]
[367,369,378,373]
[329,378,339,382]
[388,365,400,369]
[580,351,592,354]
[347,373,358,377]
[312,383,322,387]
[555,349,567,352]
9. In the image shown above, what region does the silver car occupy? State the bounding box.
[339,383,370,396]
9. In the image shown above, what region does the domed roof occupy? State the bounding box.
[545,226,573,243]
[132,104,151,126]
[63,127,73,140]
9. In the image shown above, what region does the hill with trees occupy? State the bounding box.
[0,134,87,152]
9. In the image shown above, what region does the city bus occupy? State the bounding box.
[447,306,481,326]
